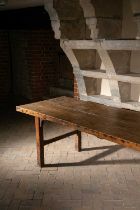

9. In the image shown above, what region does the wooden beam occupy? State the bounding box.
[79,69,107,79]
[80,70,140,84]
[64,39,140,50]
[75,130,82,152]
[43,130,78,146]
[35,117,44,167]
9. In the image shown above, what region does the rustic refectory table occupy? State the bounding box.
[16,96,140,167]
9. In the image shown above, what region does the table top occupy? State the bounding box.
[16,96,140,151]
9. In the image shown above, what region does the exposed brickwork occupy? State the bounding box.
[0,28,74,105]
[11,29,61,101]
[26,29,61,100]
[0,31,11,106]
[74,77,79,99]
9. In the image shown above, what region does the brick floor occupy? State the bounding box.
[0,111,140,210]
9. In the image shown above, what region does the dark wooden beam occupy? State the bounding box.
[35,117,44,167]
[75,130,81,152]
[43,130,78,146]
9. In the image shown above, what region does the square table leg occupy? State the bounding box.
[75,131,82,152]
[35,117,44,167]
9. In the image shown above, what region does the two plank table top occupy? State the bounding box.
[16,96,140,167]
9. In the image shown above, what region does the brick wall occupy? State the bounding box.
[0,31,11,106]
[74,78,79,99]
[0,7,74,107]
[0,28,75,106]
[11,29,61,102]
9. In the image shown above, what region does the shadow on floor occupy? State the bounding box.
[44,145,140,167]
[44,144,140,167]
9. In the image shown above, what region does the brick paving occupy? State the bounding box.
[0,112,140,210]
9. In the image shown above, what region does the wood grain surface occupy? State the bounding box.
[16,96,140,151]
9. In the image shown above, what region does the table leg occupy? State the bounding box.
[35,117,44,167]
[75,131,81,152]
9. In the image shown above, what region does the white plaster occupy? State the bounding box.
[101,79,111,97]
[100,62,111,97]
[44,0,140,111]
[80,0,98,39]
[44,0,61,39]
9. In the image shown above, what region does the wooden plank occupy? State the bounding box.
[43,130,81,152]
[79,69,140,84]
[79,69,107,79]
[64,40,140,50]
[47,97,140,126]
[17,97,140,151]
[43,130,78,145]
[49,97,140,138]
[17,97,139,129]
[35,117,44,167]
[18,98,140,138]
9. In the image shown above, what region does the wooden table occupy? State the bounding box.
[16,96,140,167]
